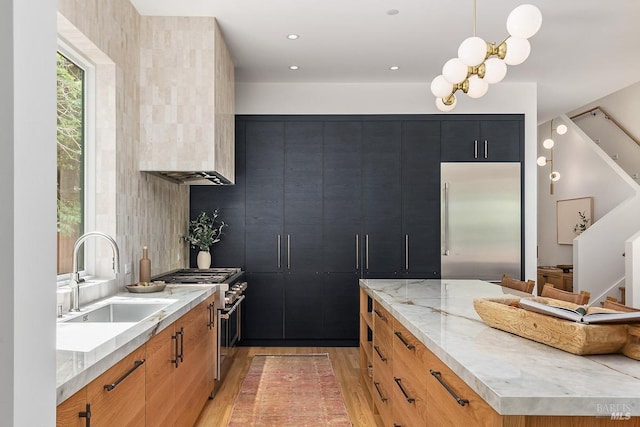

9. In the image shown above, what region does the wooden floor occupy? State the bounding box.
[194,346,383,427]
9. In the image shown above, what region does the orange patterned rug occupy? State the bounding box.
[228,354,352,426]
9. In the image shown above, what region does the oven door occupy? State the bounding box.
[216,295,244,380]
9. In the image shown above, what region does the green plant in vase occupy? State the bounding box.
[183,210,227,269]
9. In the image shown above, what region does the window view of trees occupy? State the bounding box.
[57,52,85,274]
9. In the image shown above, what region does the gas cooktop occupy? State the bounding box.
[152,268,242,284]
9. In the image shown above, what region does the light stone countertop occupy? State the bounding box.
[56,284,226,404]
[360,278,640,416]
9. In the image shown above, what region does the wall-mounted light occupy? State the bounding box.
[537,119,567,194]
[430,1,542,112]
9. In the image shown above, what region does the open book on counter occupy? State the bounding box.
[518,298,640,324]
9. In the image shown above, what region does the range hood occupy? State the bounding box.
[138,17,235,186]
[147,171,232,186]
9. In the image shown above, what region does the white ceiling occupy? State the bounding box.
[129,0,640,123]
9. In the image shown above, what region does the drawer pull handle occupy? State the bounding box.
[373,309,387,321]
[178,327,185,362]
[430,370,469,406]
[172,332,180,367]
[104,359,145,391]
[394,331,415,350]
[373,345,387,362]
[373,381,388,402]
[393,377,415,404]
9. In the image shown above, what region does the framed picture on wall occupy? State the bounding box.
[557,197,594,245]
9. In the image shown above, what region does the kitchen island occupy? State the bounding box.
[360,279,640,424]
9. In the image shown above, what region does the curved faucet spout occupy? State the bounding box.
[69,231,120,312]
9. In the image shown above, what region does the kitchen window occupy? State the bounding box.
[56,41,95,281]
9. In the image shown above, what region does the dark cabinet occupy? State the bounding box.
[362,121,402,277]
[192,114,523,345]
[323,121,362,273]
[401,120,441,278]
[440,118,521,162]
[242,273,284,341]
[244,121,285,273]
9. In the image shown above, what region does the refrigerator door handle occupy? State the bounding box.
[442,182,450,256]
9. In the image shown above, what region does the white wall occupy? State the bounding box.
[537,117,636,267]
[2,0,58,426]
[237,81,539,280]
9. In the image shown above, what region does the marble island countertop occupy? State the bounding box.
[360,278,640,416]
[56,283,226,404]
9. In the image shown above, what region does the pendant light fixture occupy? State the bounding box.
[431,1,542,111]
[537,119,567,195]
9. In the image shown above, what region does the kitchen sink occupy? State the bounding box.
[66,302,167,323]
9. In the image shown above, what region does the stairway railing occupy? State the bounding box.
[571,106,640,147]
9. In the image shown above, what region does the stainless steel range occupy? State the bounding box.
[152,267,247,395]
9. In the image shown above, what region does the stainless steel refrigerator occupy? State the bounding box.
[441,162,521,281]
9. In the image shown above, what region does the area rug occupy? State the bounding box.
[227,354,352,426]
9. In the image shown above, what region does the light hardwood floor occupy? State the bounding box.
[194,346,383,427]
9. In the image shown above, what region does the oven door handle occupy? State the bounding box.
[219,295,245,320]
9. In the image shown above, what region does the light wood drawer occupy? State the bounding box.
[392,347,427,426]
[425,349,501,427]
[393,317,430,371]
[373,302,392,331]
[372,371,395,427]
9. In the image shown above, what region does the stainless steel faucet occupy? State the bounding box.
[69,231,120,312]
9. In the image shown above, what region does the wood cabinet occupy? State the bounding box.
[88,346,146,427]
[441,117,522,162]
[57,296,216,427]
[537,267,574,295]
[57,347,146,427]
[146,296,215,427]
[56,388,89,427]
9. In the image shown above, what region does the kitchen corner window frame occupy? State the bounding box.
[56,39,96,284]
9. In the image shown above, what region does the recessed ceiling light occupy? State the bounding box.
[287,34,299,40]
[389,66,400,71]
[289,65,299,70]
[387,9,399,15]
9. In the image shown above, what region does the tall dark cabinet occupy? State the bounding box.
[190,114,524,347]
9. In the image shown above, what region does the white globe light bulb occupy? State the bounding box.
[458,36,488,67]
[436,96,456,112]
[536,156,547,166]
[507,4,543,39]
[483,58,507,84]
[503,37,531,65]
[543,138,554,149]
[430,75,453,98]
[550,171,561,182]
[442,58,468,84]
[466,75,489,99]
[556,124,568,135]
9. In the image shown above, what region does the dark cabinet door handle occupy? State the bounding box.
[394,331,415,350]
[474,140,478,159]
[405,234,409,270]
[178,327,184,362]
[373,381,388,402]
[172,332,180,367]
[373,345,387,362]
[484,139,488,158]
[430,370,469,406]
[394,377,415,404]
[355,234,359,270]
[104,359,145,391]
[373,309,386,321]
[277,234,281,269]
[78,403,91,427]
[207,303,215,329]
